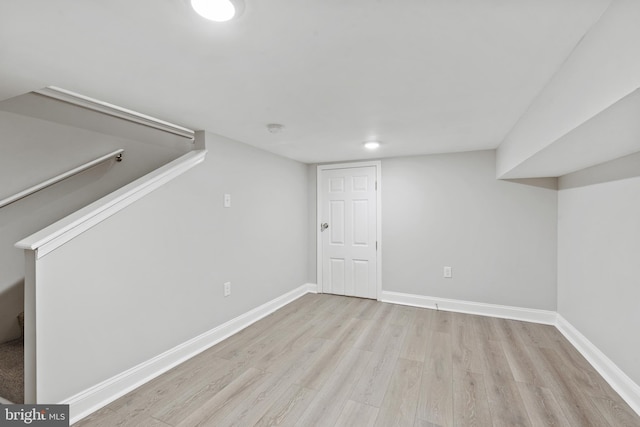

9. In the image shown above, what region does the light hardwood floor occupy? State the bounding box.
[74,294,640,426]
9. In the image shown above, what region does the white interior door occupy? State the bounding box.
[320,165,378,299]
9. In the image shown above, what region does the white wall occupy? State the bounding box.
[29,132,308,402]
[558,161,640,386]
[382,150,558,310]
[0,110,189,342]
[497,0,640,178]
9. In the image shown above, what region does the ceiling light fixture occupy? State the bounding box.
[364,141,381,150]
[191,0,239,22]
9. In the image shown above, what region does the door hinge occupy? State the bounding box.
[376,241,378,250]
[375,181,378,191]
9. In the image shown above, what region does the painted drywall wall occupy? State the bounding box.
[558,168,640,386]
[497,0,640,178]
[382,150,558,310]
[0,110,189,342]
[559,150,640,189]
[28,132,308,401]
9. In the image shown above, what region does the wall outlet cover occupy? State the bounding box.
[443,266,452,278]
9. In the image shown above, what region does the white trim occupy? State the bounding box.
[316,167,322,291]
[318,161,382,171]
[16,150,207,258]
[0,396,13,404]
[57,285,640,422]
[556,315,640,416]
[316,161,382,299]
[35,87,194,140]
[381,290,640,416]
[66,283,317,425]
[380,291,557,324]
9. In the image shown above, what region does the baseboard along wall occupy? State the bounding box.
[66,283,318,425]
[380,290,557,324]
[556,315,640,416]
[380,290,640,417]
[64,284,639,423]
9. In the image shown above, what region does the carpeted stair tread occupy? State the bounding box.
[0,338,24,404]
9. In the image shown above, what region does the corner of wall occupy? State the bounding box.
[556,315,640,416]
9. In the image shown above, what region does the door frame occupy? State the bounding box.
[316,161,382,300]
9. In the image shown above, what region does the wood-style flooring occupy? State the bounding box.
[74,294,640,426]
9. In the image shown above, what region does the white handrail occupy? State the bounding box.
[0,149,124,209]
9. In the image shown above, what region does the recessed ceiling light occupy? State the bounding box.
[364,141,381,150]
[191,0,237,22]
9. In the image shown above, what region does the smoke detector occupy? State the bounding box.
[267,123,285,134]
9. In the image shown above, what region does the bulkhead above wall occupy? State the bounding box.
[0,86,199,207]
[0,86,195,153]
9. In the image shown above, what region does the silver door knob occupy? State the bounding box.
[321,223,329,232]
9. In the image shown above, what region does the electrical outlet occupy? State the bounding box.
[224,193,231,208]
[224,282,231,297]
[443,266,452,278]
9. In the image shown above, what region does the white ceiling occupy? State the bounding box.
[0,0,611,164]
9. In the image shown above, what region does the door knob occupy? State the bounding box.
[321,223,329,232]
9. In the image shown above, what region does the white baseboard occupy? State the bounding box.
[380,290,557,325]
[379,291,639,417]
[556,315,640,416]
[66,283,317,424]
[0,396,13,404]
[63,285,639,422]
